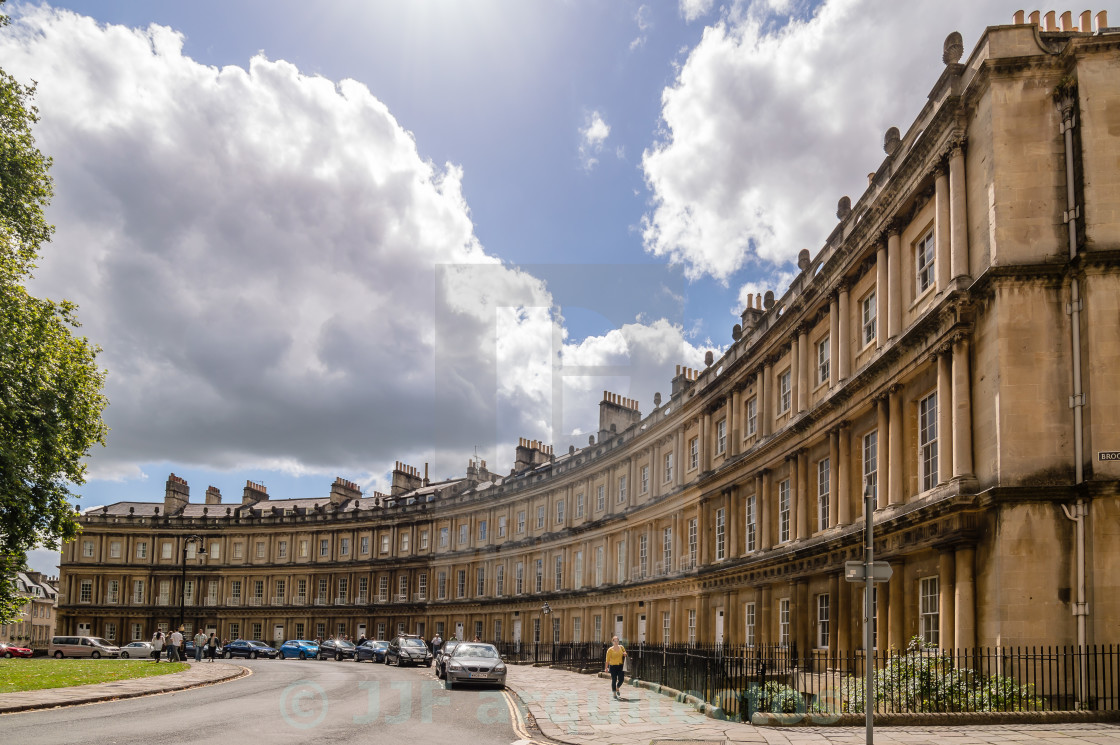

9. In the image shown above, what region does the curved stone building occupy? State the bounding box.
[58,14,1120,653]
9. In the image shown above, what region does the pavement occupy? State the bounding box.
[3,658,1120,745]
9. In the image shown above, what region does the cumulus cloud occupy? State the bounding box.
[578,110,612,171]
[0,5,697,484]
[643,0,1022,282]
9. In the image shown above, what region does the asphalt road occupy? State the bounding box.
[0,657,522,745]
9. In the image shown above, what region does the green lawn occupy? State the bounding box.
[0,658,190,693]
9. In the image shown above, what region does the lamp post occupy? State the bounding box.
[540,602,552,658]
[179,535,207,630]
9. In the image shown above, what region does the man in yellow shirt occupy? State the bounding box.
[603,635,627,699]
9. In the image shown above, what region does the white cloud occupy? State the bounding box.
[631,4,653,50]
[680,0,716,22]
[643,0,1023,282]
[578,110,612,171]
[0,5,712,484]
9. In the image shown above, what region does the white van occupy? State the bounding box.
[48,635,121,659]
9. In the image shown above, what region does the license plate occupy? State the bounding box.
[469,673,490,679]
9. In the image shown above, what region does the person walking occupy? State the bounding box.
[430,632,442,667]
[603,636,627,700]
[206,632,218,661]
[169,627,184,662]
[150,631,165,663]
[193,629,207,662]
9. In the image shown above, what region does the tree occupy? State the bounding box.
[1,3,109,623]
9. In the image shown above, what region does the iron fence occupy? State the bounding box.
[494,641,1120,720]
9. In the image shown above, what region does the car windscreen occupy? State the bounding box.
[453,645,499,658]
[91,638,113,647]
[249,641,272,647]
[401,639,427,648]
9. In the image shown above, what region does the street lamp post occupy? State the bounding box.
[179,535,207,630]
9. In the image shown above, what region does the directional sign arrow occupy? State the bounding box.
[844,560,893,583]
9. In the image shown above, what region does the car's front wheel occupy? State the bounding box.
[54,651,64,659]
[91,651,101,659]
[298,651,306,660]
[224,651,233,659]
[250,651,258,659]
[3,652,12,659]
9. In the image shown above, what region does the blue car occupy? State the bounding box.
[356,639,388,663]
[221,639,279,659]
[278,639,320,660]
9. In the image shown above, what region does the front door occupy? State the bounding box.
[273,624,284,642]
[513,619,522,649]
[77,622,91,635]
[614,614,624,641]
[638,614,646,643]
[715,608,725,645]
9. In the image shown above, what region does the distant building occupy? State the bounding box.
[58,14,1118,655]
[3,572,59,649]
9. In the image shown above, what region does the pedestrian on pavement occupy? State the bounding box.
[603,636,627,700]
[430,632,442,667]
[193,630,207,662]
[169,627,184,662]
[150,631,165,662]
[206,632,218,661]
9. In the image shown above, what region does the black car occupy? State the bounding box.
[222,639,279,659]
[434,639,462,678]
[355,639,389,663]
[318,638,357,661]
[385,635,432,667]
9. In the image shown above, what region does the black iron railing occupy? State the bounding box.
[493,640,1120,720]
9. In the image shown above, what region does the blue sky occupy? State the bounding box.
[2,0,1025,573]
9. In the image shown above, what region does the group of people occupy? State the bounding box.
[148,627,222,662]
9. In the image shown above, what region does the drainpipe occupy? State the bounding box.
[1056,84,1088,698]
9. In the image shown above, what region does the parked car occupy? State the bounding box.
[0,642,33,658]
[278,639,320,660]
[355,639,388,663]
[318,638,357,661]
[118,641,153,659]
[222,639,279,659]
[385,634,433,667]
[433,639,462,678]
[442,643,506,689]
[48,635,121,659]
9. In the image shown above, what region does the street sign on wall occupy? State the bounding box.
[844,561,893,583]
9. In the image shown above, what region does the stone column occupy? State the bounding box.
[838,283,851,381]
[759,364,770,437]
[939,550,956,650]
[838,423,851,526]
[796,450,809,540]
[759,585,772,646]
[670,597,681,642]
[789,339,800,415]
[952,336,974,477]
[828,430,839,530]
[760,470,772,550]
[797,327,809,412]
[955,546,976,650]
[937,350,953,484]
[727,488,739,559]
[651,444,660,499]
[888,567,904,650]
[828,573,840,655]
[876,244,888,348]
[724,590,735,644]
[700,413,711,472]
[837,573,852,655]
[829,294,840,388]
[877,397,889,510]
[889,386,903,505]
[887,224,902,339]
[729,389,740,457]
[949,144,970,280]
[795,580,810,662]
[699,497,710,567]
[935,165,951,291]
[675,429,685,488]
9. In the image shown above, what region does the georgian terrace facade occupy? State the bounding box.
[58,16,1120,654]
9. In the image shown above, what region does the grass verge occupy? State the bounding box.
[0,658,190,693]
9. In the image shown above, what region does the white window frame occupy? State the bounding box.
[689,436,699,470]
[919,391,939,492]
[863,430,878,503]
[715,507,726,561]
[920,576,940,646]
[817,594,830,648]
[744,602,756,646]
[862,291,877,347]
[716,419,726,455]
[745,495,756,552]
[779,370,792,414]
[746,396,758,437]
[779,479,791,543]
[818,458,831,530]
[817,336,831,385]
[916,229,935,295]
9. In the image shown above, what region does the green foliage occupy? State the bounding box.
[0,0,109,623]
[741,680,807,715]
[838,637,1044,713]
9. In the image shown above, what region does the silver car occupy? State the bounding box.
[442,643,506,689]
[119,641,154,659]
